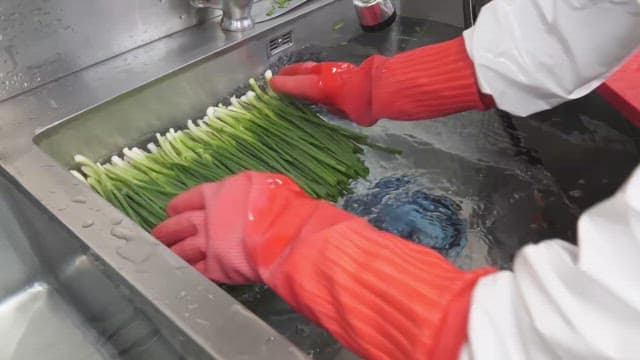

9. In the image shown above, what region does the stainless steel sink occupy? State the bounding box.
[1,0,639,358]
[1,1,362,358]
[0,171,182,359]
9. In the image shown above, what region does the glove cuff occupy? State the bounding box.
[244,187,356,276]
[265,218,496,359]
[372,36,494,121]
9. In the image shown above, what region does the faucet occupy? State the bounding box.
[353,0,396,32]
[190,0,254,32]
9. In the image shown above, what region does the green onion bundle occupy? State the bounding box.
[72,71,395,231]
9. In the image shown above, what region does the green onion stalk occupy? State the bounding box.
[72,70,399,232]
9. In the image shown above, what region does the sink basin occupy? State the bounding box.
[0,172,182,359]
[2,0,639,358]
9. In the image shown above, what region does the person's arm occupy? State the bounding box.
[151,165,640,360]
[460,166,640,360]
[465,0,640,116]
[270,37,494,126]
[271,0,640,124]
[151,171,496,360]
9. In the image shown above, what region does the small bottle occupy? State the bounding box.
[353,0,397,32]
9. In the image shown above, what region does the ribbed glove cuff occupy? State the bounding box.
[264,218,496,359]
[373,36,494,121]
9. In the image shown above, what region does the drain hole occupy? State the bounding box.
[268,31,294,57]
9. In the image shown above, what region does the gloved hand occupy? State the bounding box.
[151,171,354,284]
[271,36,494,126]
[153,171,496,359]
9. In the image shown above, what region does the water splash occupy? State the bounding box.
[295,323,311,337]
[343,176,467,259]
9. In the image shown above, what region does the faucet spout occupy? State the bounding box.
[190,0,254,32]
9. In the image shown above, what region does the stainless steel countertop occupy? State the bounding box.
[0,0,214,102]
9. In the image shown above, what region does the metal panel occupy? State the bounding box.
[0,0,211,101]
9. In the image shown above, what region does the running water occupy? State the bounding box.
[343,176,468,260]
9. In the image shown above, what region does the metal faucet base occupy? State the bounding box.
[360,10,396,32]
[353,0,396,30]
[190,0,254,32]
[221,15,254,32]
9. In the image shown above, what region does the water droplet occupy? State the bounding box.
[184,312,190,318]
[207,293,215,300]
[195,318,210,327]
[307,349,318,357]
[178,291,187,299]
[568,189,583,198]
[116,239,154,263]
[187,303,199,310]
[71,196,87,204]
[110,226,133,241]
[110,216,124,225]
[295,323,311,337]
[264,336,275,345]
[82,220,94,228]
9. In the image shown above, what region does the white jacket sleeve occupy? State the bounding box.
[463,0,640,116]
[460,165,640,360]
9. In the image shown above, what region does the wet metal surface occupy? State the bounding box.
[0,0,214,102]
[0,174,182,359]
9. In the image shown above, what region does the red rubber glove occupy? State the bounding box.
[153,171,496,359]
[598,50,640,127]
[270,36,494,126]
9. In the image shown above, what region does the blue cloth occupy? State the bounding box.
[343,176,467,259]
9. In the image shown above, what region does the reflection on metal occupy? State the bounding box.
[190,0,254,31]
[0,174,182,359]
[353,0,396,31]
[0,0,206,102]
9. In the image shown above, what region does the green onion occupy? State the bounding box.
[73,71,399,231]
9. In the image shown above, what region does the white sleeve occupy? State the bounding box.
[459,165,640,360]
[463,0,640,116]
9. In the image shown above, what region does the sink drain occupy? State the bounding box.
[268,30,294,57]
